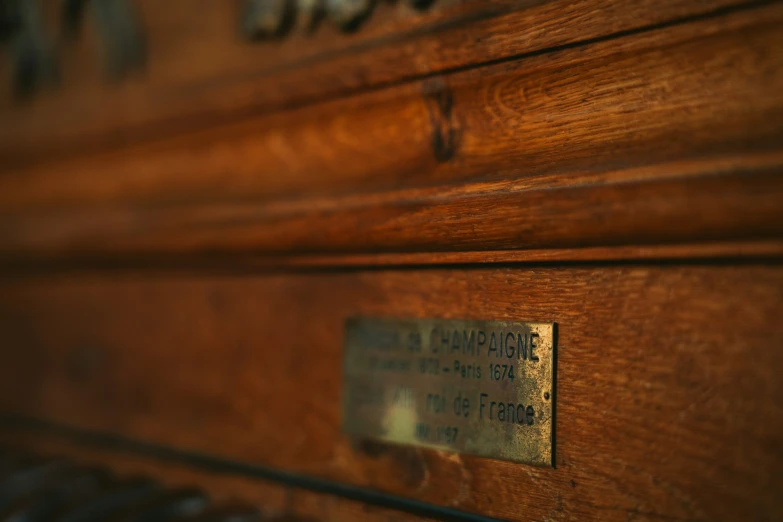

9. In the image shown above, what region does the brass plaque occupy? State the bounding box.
[342,318,556,466]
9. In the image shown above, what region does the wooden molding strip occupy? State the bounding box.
[215,241,783,270]
[2,164,783,265]
[2,241,782,276]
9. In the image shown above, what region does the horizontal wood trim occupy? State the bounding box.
[1,266,782,521]
[2,241,783,275]
[0,0,765,168]
[2,160,783,263]
[2,3,782,213]
[211,241,783,269]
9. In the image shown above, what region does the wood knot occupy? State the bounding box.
[422,77,460,163]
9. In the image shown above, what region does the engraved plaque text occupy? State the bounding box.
[342,318,556,466]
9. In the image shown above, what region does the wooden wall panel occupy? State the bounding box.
[0,265,781,521]
[0,0,762,166]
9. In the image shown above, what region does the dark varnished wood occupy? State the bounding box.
[0,0,764,167]
[0,265,781,521]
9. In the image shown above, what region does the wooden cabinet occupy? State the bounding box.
[1,1,782,521]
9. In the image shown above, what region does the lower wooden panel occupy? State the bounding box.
[0,265,782,521]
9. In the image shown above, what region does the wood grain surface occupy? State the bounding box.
[0,0,765,167]
[0,265,781,521]
[3,3,782,209]
[1,2,781,270]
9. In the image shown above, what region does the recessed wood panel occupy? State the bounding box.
[0,265,781,521]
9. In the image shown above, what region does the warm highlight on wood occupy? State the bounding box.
[0,0,762,167]
[3,161,782,263]
[2,4,782,213]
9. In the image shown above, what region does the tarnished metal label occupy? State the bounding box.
[342,318,556,466]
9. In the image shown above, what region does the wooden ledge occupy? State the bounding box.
[1,160,783,269]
